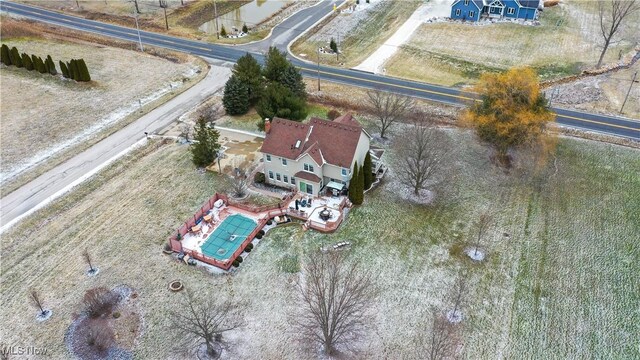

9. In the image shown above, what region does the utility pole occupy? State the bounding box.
[159,0,169,30]
[317,46,321,92]
[336,31,340,62]
[620,71,638,114]
[213,0,220,39]
[134,7,144,52]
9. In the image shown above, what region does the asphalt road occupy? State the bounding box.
[2,0,638,140]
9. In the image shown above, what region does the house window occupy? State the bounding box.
[464,0,469,5]
[283,175,289,183]
[276,173,281,181]
[507,7,514,14]
[291,177,296,185]
[268,171,274,179]
[304,163,314,172]
[266,154,271,162]
[282,158,287,166]
[456,9,461,16]
[341,168,348,176]
[469,10,474,17]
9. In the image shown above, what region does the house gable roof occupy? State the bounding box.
[451,0,484,10]
[260,114,364,169]
[516,0,541,9]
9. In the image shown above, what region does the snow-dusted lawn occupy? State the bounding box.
[0,38,202,187]
[292,0,421,68]
[2,131,638,358]
[385,0,640,86]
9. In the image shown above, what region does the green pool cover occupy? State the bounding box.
[201,214,257,261]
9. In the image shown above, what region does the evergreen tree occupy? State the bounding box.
[256,83,308,128]
[22,53,34,71]
[10,47,23,67]
[363,152,373,190]
[76,58,91,81]
[1,44,12,65]
[222,74,250,115]
[330,38,338,53]
[279,65,307,99]
[220,25,227,37]
[46,55,57,75]
[69,60,80,81]
[33,55,47,73]
[60,60,70,78]
[242,23,248,33]
[263,46,290,83]
[348,162,358,204]
[191,116,221,167]
[232,53,263,105]
[356,165,365,204]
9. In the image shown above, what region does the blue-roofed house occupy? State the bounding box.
[450,0,542,21]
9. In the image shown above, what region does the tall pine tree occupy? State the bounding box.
[348,162,359,204]
[232,53,263,105]
[9,47,22,67]
[355,165,365,205]
[191,116,221,167]
[76,58,91,81]
[1,44,11,65]
[22,53,34,71]
[363,152,373,190]
[46,55,57,75]
[60,60,70,78]
[222,74,250,115]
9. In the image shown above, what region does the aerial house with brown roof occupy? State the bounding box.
[260,114,371,196]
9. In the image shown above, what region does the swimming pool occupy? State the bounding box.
[200,214,257,261]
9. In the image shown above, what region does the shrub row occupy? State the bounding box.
[1,44,91,82]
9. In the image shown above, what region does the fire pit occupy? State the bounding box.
[319,207,332,221]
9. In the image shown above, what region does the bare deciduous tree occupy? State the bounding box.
[30,290,46,315]
[414,309,460,360]
[473,212,492,258]
[83,287,119,318]
[198,103,224,126]
[230,166,249,198]
[447,276,467,324]
[366,89,415,139]
[128,0,140,13]
[82,248,95,273]
[169,290,244,358]
[396,122,448,196]
[179,123,192,142]
[296,252,377,356]
[159,0,169,30]
[597,0,640,68]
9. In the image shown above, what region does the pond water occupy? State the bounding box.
[199,0,293,35]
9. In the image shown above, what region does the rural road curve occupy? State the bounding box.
[2,0,637,140]
[0,64,232,230]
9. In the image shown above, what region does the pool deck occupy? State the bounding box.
[169,193,351,270]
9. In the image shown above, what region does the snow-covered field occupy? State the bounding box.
[0,39,202,189]
[1,130,638,358]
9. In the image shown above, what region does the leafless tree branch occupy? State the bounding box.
[169,290,244,358]
[296,252,377,356]
[597,0,639,68]
[366,89,416,139]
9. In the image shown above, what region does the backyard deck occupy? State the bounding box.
[169,192,351,270]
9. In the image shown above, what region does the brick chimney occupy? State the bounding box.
[264,118,271,134]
